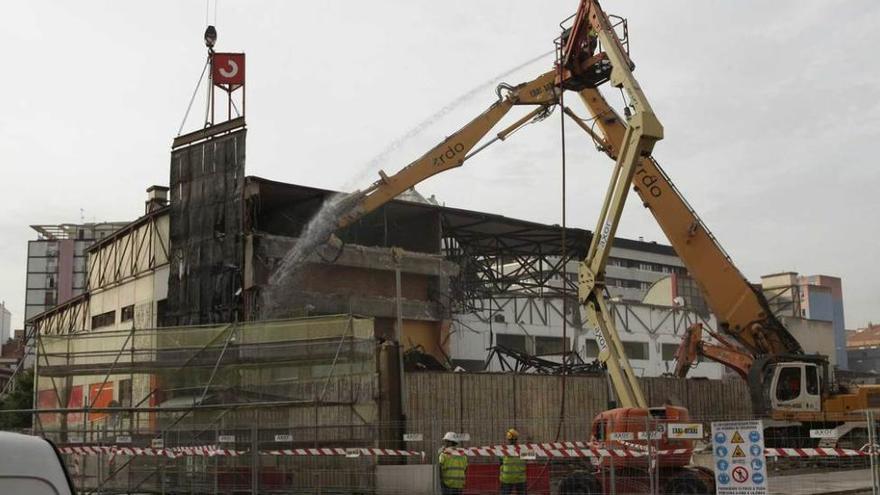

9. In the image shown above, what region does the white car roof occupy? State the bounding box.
[0,431,74,495]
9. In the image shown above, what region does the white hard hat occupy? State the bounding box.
[443,432,458,442]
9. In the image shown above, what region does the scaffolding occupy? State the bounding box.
[27,315,402,494]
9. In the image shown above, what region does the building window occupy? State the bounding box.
[121,305,135,322]
[44,292,56,306]
[496,334,527,353]
[776,367,801,402]
[27,257,49,272]
[583,339,600,358]
[157,299,168,326]
[91,311,116,329]
[535,336,570,355]
[612,258,637,268]
[118,379,132,407]
[661,343,680,361]
[623,341,649,360]
[806,366,819,395]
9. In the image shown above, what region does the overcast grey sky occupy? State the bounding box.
[1,1,878,331]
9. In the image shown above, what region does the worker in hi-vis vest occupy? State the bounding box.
[499,428,527,494]
[438,431,468,495]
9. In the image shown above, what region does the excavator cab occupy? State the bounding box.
[768,362,822,412]
[747,355,830,418]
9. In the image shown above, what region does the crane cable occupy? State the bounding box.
[177,57,210,136]
[554,28,569,443]
[179,0,221,135]
[523,40,569,495]
[206,0,218,27]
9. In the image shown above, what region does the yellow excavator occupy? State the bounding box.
[567,43,880,449]
[290,1,715,491]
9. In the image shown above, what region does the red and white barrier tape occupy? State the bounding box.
[450,444,872,459]
[59,444,422,458]
[172,445,243,457]
[765,447,869,457]
[59,444,242,458]
[445,443,648,458]
[59,445,114,456]
[59,443,874,459]
[262,448,423,457]
[60,446,176,458]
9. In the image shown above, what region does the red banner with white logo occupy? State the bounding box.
[212,53,245,86]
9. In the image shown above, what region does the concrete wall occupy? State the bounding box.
[376,465,434,495]
[782,315,837,367]
[247,233,458,361]
[89,265,169,331]
[85,211,170,330]
[402,371,751,456]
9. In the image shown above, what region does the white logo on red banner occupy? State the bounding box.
[213,53,245,86]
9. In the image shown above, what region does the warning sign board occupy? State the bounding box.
[711,420,767,495]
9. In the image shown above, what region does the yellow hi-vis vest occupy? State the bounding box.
[500,454,526,484]
[439,450,468,489]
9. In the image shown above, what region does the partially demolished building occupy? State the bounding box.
[27,119,744,492]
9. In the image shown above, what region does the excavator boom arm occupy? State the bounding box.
[575,0,662,411]
[674,324,753,379]
[573,87,803,358]
[336,71,558,230]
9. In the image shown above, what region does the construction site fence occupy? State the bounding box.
[5,411,880,494]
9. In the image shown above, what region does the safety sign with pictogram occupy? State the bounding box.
[711,420,767,495]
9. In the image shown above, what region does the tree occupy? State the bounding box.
[0,370,34,429]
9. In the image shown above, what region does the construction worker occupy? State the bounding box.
[438,431,468,495]
[500,428,527,494]
[587,27,599,57]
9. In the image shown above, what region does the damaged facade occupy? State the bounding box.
[24,117,755,493]
[33,119,729,374]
